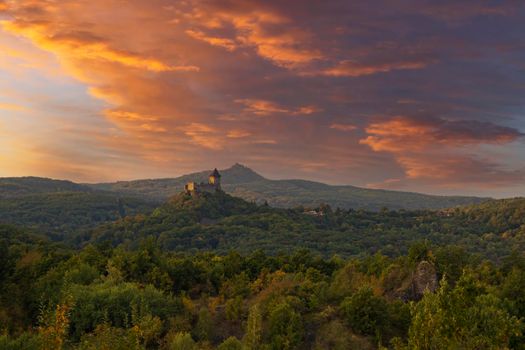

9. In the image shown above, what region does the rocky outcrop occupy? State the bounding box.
[395,260,438,301]
[411,260,438,300]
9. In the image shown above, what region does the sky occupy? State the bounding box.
[0,0,524,197]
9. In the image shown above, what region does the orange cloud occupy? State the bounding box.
[323,59,433,77]
[360,116,522,153]
[227,129,252,138]
[252,139,278,145]
[295,105,322,115]
[236,99,321,116]
[0,102,27,111]
[0,28,63,77]
[2,21,198,73]
[330,123,357,132]
[104,110,167,133]
[1,0,524,194]
[236,99,290,115]
[0,1,210,164]
[182,123,223,150]
[188,6,322,68]
[185,29,237,51]
[360,116,524,185]
[360,117,433,152]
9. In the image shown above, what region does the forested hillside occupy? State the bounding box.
[1,223,524,349]
[89,164,488,211]
[0,178,156,237]
[0,167,489,239]
[86,192,525,261]
[0,175,522,260]
[0,177,90,198]
[1,189,525,349]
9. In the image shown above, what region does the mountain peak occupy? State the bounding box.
[230,162,247,169]
[221,163,265,183]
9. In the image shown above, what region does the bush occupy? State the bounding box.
[340,287,388,336]
[218,336,243,350]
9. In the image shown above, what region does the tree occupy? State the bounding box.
[243,304,262,350]
[268,302,303,350]
[0,333,41,350]
[314,320,374,350]
[194,307,213,341]
[405,275,522,349]
[217,336,243,350]
[225,297,243,321]
[340,287,388,337]
[38,297,74,350]
[77,323,141,350]
[0,240,9,284]
[407,241,432,265]
[131,302,163,348]
[167,332,197,350]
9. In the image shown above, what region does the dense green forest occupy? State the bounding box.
[0,177,156,237]
[1,222,524,349]
[0,192,155,239]
[85,192,525,262]
[1,181,525,348]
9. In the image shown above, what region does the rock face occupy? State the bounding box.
[412,260,438,299]
[387,261,439,301]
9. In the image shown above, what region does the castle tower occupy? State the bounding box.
[185,168,221,195]
[209,168,221,189]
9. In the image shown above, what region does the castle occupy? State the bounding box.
[185,168,221,195]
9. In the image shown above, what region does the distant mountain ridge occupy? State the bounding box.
[0,164,489,213]
[0,176,91,198]
[89,163,489,211]
[0,177,155,237]
[0,170,521,259]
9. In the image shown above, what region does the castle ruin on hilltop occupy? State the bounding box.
[185,168,221,195]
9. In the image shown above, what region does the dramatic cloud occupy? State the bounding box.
[185,30,237,51]
[227,129,252,139]
[186,3,323,68]
[182,123,224,150]
[3,22,198,73]
[0,0,524,196]
[322,59,434,77]
[361,117,523,151]
[361,116,524,187]
[235,99,320,116]
[330,123,357,132]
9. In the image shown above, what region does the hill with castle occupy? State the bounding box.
[1,165,525,349]
[89,163,487,211]
[184,168,222,195]
[0,164,489,238]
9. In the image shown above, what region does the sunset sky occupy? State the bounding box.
[0,0,524,197]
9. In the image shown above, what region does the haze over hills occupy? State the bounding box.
[0,164,491,236]
[90,163,488,211]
